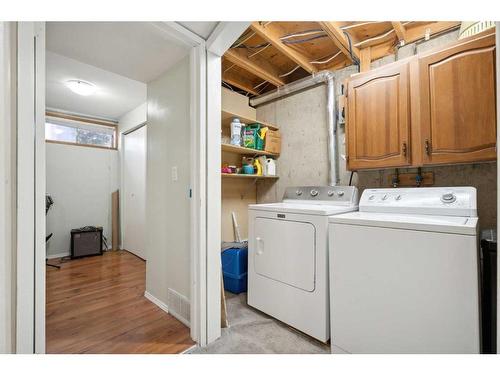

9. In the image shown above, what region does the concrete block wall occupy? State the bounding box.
[256,29,497,230]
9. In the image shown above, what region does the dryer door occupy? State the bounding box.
[253,217,316,292]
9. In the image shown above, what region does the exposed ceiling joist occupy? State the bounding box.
[359,47,371,72]
[250,22,317,74]
[369,21,461,61]
[222,68,259,95]
[391,22,407,42]
[405,21,461,42]
[319,21,360,62]
[224,48,285,87]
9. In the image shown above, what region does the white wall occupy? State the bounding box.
[46,143,119,257]
[118,102,147,134]
[146,56,191,307]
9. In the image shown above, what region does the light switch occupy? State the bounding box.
[171,166,178,181]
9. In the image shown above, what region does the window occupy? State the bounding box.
[45,112,117,149]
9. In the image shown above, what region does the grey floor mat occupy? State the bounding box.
[188,292,330,354]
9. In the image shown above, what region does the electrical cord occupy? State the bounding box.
[349,171,357,186]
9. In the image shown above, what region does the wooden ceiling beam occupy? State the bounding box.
[224,48,285,87]
[369,21,461,61]
[222,68,260,96]
[391,22,407,43]
[359,47,372,72]
[318,21,360,62]
[404,21,461,42]
[250,22,317,74]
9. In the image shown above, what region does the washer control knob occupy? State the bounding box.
[381,194,388,201]
[310,189,319,197]
[441,192,456,203]
[296,190,303,196]
[327,190,335,197]
[369,195,375,201]
[337,191,345,197]
[395,194,402,201]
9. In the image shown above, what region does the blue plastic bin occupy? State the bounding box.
[221,247,248,294]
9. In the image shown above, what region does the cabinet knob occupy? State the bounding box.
[425,139,431,155]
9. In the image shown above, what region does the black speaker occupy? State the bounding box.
[71,227,103,259]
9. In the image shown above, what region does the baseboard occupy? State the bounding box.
[144,290,191,328]
[168,307,191,328]
[46,251,70,259]
[144,291,169,313]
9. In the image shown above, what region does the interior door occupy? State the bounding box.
[346,59,412,170]
[419,33,496,165]
[123,125,147,259]
[253,217,316,292]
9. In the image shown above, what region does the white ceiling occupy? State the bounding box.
[46,51,147,120]
[178,22,219,39]
[46,22,219,120]
[46,22,193,83]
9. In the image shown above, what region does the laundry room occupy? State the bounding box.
[210,21,498,354]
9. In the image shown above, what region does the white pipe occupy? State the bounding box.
[250,71,340,186]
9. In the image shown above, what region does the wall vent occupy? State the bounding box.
[167,288,190,327]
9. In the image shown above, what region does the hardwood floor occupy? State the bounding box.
[46,250,195,354]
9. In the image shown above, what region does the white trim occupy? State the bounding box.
[206,22,250,56]
[204,23,248,345]
[16,21,37,354]
[189,44,207,345]
[119,123,147,254]
[144,290,191,328]
[0,21,15,354]
[206,51,222,344]
[46,252,69,259]
[144,291,169,313]
[151,22,205,48]
[34,21,46,355]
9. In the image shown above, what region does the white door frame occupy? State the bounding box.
[204,22,250,344]
[121,123,147,258]
[0,21,16,354]
[16,21,45,354]
[160,21,249,345]
[14,21,247,353]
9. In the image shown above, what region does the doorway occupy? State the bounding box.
[122,125,147,260]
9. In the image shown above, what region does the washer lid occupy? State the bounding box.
[248,202,358,216]
[329,211,478,235]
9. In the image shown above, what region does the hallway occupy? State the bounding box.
[46,251,194,354]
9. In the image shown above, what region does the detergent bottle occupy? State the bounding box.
[254,158,263,176]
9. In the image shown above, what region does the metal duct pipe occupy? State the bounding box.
[249,71,340,186]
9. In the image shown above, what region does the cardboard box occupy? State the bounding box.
[264,129,281,154]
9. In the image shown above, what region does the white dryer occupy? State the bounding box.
[329,187,480,353]
[248,186,359,342]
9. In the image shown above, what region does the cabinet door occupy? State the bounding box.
[419,33,496,165]
[346,60,412,170]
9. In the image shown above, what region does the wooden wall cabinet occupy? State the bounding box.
[346,32,496,171]
[419,34,497,165]
[346,60,412,170]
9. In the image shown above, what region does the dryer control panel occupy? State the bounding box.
[359,187,477,217]
[283,186,359,206]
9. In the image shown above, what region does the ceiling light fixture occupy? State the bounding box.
[66,79,97,96]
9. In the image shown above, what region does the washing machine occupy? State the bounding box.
[248,186,359,342]
[329,187,480,353]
